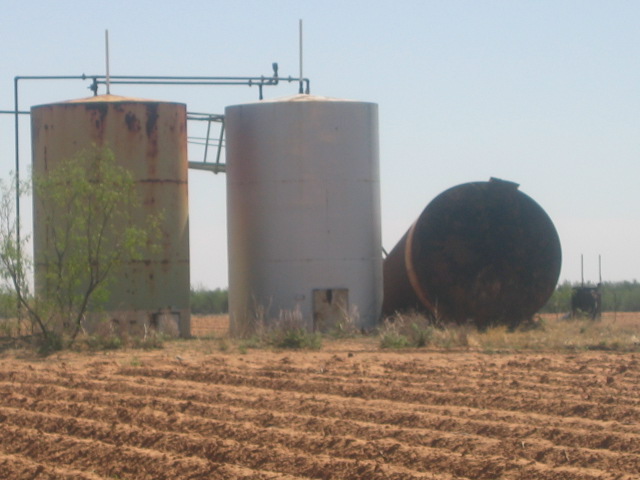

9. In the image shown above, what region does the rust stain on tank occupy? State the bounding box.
[85,103,109,137]
[125,111,141,133]
[145,104,160,177]
[145,104,159,137]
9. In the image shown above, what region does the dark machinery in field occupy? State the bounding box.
[571,286,602,320]
[571,255,602,320]
[382,178,562,329]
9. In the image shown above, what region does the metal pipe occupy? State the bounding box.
[97,79,279,86]
[187,112,224,122]
[105,30,111,94]
[188,161,226,174]
[299,19,304,94]
[13,77,20,303]
[599,254,602,284]
[203,115,212,163]
[216,121,225,168]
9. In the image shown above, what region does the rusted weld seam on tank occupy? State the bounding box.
[404,221,434,312]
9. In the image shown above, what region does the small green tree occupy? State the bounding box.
[0,146,157,352]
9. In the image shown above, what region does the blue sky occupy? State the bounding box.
[1,1,639,288]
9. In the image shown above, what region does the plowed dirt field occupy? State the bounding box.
[1,335,639,479]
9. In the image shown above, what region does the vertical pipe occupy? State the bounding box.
[13,77,20,303]
[203,116,212,163]
[299,19,304,94]
[215,121,225,168]
[599,254,602,284]
[105,30,111,95]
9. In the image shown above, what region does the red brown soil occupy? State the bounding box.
[1,321,639,478]
[190,314,229,338]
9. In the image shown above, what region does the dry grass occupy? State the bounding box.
[474,312,640,352]
[191,311,640,353]
[5,312,639,354]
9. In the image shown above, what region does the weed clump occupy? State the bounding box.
[268,325,322,350]
[379,313,436,349]
[266,311,322,350]
[73,319,168,352]
[232,308,323,350]
[379,312,477,350]
[379,330,411,349]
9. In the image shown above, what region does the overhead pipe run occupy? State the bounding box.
[4,66,311,282]
[85,64,310,100]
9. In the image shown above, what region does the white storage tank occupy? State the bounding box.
[225,94,382,335]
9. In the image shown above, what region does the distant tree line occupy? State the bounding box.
[2,285,229,318]
[190,287,228,314]
[0,287,230,319]
[541,280,640,314]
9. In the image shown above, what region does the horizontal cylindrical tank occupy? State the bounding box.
[225,94,382,335]
[382,179,561,328]
[31,95,190,337]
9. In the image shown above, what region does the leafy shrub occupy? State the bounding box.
[251,308,323,350]
[84,334,123,351]
[380,330,411,349]
[379,312,435,349]
[268,325,322,350]
[327,308,360,339]
[128,331,166,350]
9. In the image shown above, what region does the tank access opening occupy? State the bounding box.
[313,288,349,333]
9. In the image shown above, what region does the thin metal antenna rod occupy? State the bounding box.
[299,19,304,94]
[599,254,602,284]
[105,30,111,94]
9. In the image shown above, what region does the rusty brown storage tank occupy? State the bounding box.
[382,179,561,328]
[30,95,190,337]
